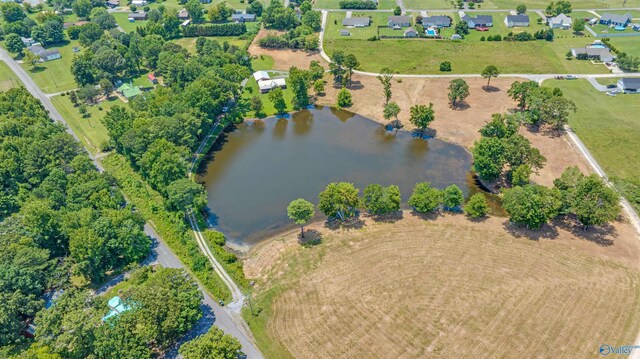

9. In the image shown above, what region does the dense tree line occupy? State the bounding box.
[0,88,150,349]
[182,23,247,37]
[507,80,576,129]
[339,0,377,9]
[263,0,300,30]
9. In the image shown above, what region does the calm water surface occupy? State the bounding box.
[198,107,489,247]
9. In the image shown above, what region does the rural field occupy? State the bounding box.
[243,214,640,359]
[19,40,80,93]
[544,79,640,211]
[0,61,21,91]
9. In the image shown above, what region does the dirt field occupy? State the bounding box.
[244,213,640,359]
[317,75,591,186]
[248,29,325,70]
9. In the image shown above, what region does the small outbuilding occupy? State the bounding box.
[404,27,418,37]
[340,29,351,36]
[231,13,256,22]
[147,73,158,84]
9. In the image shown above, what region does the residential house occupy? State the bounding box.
[342,17,371,27]
[200,0,211,3]
[128,12,147,21]
[130,0,147,5]
[231,13,256,22]
[599,12,632,27]
[177,9,189,20]
[258,78,287,93]
[571,47,615,62]
[633,23,640,31]
[20,37,37,46]
[253,70,270,82]
[617,78,640,93]
[106,0,119,8]
[388,15,412,28]
[28,45,61,61]
[147,73,158,84]
[548,13,572,29]
[461,14,493,28]
[421,15,451,28]
[504,14,529,27]
[117,83,142,99]
[404,27,418,37]
[340,29,351,36]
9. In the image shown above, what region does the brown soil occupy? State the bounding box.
[317,75,591,186]
[248,29,326,70]
[246,213,640,359]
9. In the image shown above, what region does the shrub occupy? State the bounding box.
[439,61,452,72]
[442,184,464,210]
[182,23,246,37]
[339,0,376,9]
[408,182,442,213]
[464,193,489,218]
[337,87,352,108]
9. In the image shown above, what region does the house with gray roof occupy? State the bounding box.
[342,17,371,27]
[128,12,147,21]
[571,47,615,62]
[599,12,632,27]
[548,13,572,29]
[461,14,493,28]
[617,78,640,93]
[27,45,61,62]
[422,15,451,28]
[504,14,529,27]
[388,15,412,28]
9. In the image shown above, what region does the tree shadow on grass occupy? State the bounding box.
[298,229,323,247]
[408,210,444,221]
[368,211,404,224]
[501,220,560,241]
[450,101,470,111]
[553,216,616,246]
[482,85,501,93]
[324,216,365,231]
[28,65,46,73]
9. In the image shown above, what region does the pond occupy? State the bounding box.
[198,107,495,247]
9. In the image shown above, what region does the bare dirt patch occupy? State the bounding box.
[246,213,640,359]
[248,29,326,70]
[317,75,591,186]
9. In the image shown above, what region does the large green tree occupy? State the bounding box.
[409,103,435,134]
[363,184,401,215]
[481,65,500,87]
[408,182,442,213]
[471,137,505,181]
[318,182,360,220]
[287,198,315,237]
[179,327,243,359]
[448,78,469,107]
[502,184,561,229]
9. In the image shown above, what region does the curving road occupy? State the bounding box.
[0,48,263,359]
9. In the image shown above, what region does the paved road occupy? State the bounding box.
[0,48,263,359]
[317,6,640,12]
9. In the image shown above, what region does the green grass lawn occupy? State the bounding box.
[251,54,275,70]
[20,40,80,93]
[0,61,22,91]
[241,75,294,117]
[610,37,640,57]
[544,79,640,209]
[113,12,148,33]
[324,35,608,74]
[51,95,117,154]
[403,0,457,10]
[325,12,384,40]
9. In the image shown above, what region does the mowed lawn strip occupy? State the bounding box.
[245,215,640,359]
[0,61,22,91]
[50,95,116,154]
[324,36,609,74]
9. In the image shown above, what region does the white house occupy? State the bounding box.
[504,14,529,27]
[253,71,270,82]
[257,78,287,93]
[28,45,61,62]
[131,0,147,5]
[548,13,572,29]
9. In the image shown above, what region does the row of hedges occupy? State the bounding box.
[102,154,233,302]
[339,0,376,9]
[182,23,247,37]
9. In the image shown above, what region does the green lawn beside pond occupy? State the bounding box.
[241,75,294,117]
[544,79,640,211]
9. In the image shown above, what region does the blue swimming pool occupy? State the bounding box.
[615,25,626,31]
[426,28,438,36]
